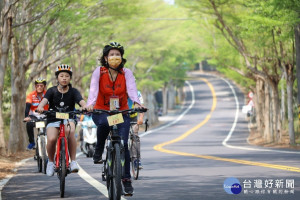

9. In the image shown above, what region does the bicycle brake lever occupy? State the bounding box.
[145,119,149,132]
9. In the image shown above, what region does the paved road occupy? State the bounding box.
[2,72,300,199]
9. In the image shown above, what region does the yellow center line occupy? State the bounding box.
[153,78,300,173]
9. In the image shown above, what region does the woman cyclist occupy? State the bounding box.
[37,64,87,176]
[86,42,144,194]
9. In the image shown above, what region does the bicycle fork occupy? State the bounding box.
[112,125,126,178]
[55,124,70,172]
[102,126,126,181]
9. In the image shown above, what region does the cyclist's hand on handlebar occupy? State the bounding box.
[36,106,44,113]
[23,117,31,122]
[80,105,88,111]
[134,102,142,109]
[134,103,147,110]
[137,119,143,125]
[86,105,94,112]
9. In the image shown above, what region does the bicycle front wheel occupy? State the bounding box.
[111,143,122,200]
[59,138,66,198]
[36,140,42,172]
[130,134,140,180]
[40,136,48,174]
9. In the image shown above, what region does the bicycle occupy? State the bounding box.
[128,119,148,180]
[24,114,48,174]
[93,108,147,200]
[43,109,85,198]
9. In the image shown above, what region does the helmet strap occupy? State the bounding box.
[59,83,68,89]
[108,66,119,71]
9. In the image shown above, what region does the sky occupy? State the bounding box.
[164,0,175,5]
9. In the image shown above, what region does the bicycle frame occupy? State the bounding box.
[105,124,125,175]
[55,121,70,171]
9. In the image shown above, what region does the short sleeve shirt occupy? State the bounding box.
[44,86,83,122]
[26,90,49,115]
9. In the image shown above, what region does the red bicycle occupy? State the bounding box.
[43,109,84,198]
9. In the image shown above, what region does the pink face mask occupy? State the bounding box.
[108,56,122,68]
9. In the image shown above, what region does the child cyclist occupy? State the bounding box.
[37,64,87,176]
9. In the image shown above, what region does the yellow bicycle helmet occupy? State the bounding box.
[34,77,47,85]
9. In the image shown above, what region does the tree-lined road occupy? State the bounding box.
[2,73,300,199]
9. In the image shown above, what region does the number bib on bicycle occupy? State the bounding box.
[107,113,124,126]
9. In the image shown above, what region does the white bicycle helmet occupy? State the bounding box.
[55,64,72,77]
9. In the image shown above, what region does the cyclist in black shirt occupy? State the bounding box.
[37,64,87,176]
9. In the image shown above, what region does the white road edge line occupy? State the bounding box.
[219,76,300,154]
[76,152,127,199]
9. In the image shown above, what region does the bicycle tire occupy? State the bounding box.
[40,136,48,174]
[112,143,122,200]
[87,144,94,158]
[130,134,140,180]
[59,138,66,198]
[36,141,42,172]
[105,151,113,198]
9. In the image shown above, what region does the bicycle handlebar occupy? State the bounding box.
[92,108,148,115]
[23,118,47,123]
[41,110,89,119]
[23,114,47,123]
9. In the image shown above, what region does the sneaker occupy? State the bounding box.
[93,150,103,164]
[46,162,55,176]
[26,142,35,150]
[122,178,134,194]
[70,161,79,173]
[138,161,143,169]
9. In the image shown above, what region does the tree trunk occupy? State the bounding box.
[167,83,176,110]
[286,63,295,144]
[74,46,84,95]
[269,79,281,142]
[177,86,185,105]
[143,89,158,125]
[254,78,265,137]
[295,23,300,117]
[8,37,27,154]
[162,83,168,115]
[8,78,27,153]
[280,79,286,123]
[264,83,271,142]
[0,0,13,154]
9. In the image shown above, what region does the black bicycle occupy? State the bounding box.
[24,115,48,174]
[93,108,147,200]
[128,119,148,180]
